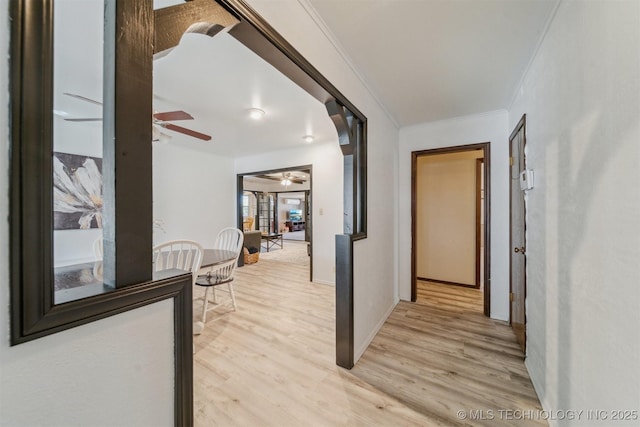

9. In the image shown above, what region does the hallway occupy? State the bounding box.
[193,249,544,426]
[352,281,545,426]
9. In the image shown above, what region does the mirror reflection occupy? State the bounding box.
[52,0,105,303]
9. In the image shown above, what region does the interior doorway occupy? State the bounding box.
[509,115,527,352]
[411,143,491,316]
[237,165,313,282]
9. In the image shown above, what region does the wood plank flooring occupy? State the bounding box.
[193,244,544,426]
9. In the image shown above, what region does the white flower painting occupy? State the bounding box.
[53,152,103,230]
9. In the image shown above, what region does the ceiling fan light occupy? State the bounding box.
[303,135,314,143]
[281,178,292,186]
[248,108,265,120]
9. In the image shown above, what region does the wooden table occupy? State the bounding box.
[201,249,238,268]
[261,233,283,252]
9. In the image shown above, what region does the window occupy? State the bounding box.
[242,194,249,217]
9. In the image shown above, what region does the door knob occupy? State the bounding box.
[514,247,525,254]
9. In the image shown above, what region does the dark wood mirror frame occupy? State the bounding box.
[10,0,193,424]
[10,0,367,423]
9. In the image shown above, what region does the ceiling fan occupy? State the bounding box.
[59,92,212,141]
[255,172,307,185]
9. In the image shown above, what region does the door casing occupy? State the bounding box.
[237,165,313,282]
[411,142,491,316]
[509,114,527,352]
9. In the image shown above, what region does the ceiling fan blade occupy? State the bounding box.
[160,123,211,141]
[153,111,193,121]
[64,118,103,122]
[255,174,306,184]
[255,174,281,182]
[63,92,103,106]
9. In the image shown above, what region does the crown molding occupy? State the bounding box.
[296,0,400,129]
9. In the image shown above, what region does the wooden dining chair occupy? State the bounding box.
[152,239,204,286]
[196,227,244,322]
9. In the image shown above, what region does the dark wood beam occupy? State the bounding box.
[102,0,154,287]
[335,234,354,369]
[228,21,333,105]
[154,0,238,55]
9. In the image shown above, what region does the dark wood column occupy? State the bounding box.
[102,0,153,286]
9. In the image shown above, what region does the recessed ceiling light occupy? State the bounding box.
[248,108,265,120]
[303,135,314,143]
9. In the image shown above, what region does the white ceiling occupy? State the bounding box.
[306,0,559,126]
[58,0,560,157]
[153,27,338,156]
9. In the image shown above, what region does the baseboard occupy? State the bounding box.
[525,358,555,426]
[312,279,335,286]
[354,299,398,363]
[417,276,478,289]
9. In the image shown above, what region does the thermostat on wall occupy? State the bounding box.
[520,169,534,191]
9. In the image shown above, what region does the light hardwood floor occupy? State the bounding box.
[193,244,544,426]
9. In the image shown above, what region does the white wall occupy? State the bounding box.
[399,110,510,320]
[277,192,305,228]
[0,2,175,423]
[153,141,235,247]
[508,0,640,423]
[416,151,483,285]
[235,141,342,286]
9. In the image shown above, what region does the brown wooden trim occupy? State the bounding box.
[412,142,488,157]
[335,234,354,368]
[154,0,239,55]
[417,277,478,289]
[172,273,195,426]
[10,0,54,336]
[483,144,492,317]
[509,114,527,141]
[475,159,483,289]
[103,0,154,287]
[411,143,491,315]
[509,114,527,352]
[236,175,245,267]
[410,152,418,302]
[237,165,313,277]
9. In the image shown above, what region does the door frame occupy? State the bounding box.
[237,164,313,281]
[411,142,491,316]
[509,114,527,352]
[476,158,484,289]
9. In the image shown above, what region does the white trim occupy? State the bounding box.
[297,0,400,129]
[525,358,556,427]
[312,279,335,286]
